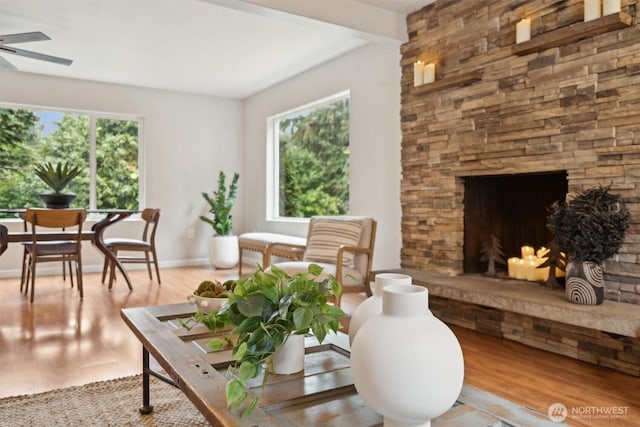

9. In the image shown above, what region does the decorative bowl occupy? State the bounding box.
[187,293,228,314]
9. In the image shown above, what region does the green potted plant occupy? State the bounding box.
[182,264,345,416]
[200,171,239,268]
[34,160,82,208]
[546,184,630,305]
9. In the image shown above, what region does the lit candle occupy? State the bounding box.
[603,0,620,15]
[423,63,435,83]
[515,259,527,280]
[525,258,538,281]
[521,245,534,259]
[516,18,531,44]
[537,264,550,281]
[508,257,519,278]
[536,246,548,258]
[584,0,601,22]
[414,61,425,87]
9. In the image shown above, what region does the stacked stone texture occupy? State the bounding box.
[401,0,640,303]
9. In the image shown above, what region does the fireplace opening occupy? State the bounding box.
[463,172,568,274]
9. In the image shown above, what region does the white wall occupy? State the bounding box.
[0,71,243,276]
[241,43,402,270]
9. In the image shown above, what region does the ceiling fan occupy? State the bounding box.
[0,31,73,71]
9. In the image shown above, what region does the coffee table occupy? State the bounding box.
[121,303,559,426]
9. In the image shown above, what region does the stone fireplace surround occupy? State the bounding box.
[400,0,640,305]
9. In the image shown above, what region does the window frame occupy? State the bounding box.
[265,90,350,223]
[0,102,144,212]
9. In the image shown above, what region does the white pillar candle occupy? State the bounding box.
[423,63,435,83]
[525,258,539,281]
[521,245,534,259]
[413,61,424,87]
[507,257,519,278]
[516,18,531,44]
[603,0,620,15]
[515,259,527,280]
[584,0,601,22]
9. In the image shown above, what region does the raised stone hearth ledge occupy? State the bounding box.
[375,269,640,338]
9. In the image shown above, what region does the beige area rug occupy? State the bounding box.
[0,375,209,426]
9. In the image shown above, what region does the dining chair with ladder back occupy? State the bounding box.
[22,208,87,303]
[20,212,74,294]
[101,208,161,289]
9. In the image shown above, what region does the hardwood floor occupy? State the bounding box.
[0,266,637,426]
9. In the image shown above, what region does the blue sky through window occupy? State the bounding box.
[35,111,63,135]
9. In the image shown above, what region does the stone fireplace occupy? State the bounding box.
[400,0,640,304]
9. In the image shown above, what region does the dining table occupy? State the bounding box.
[0,209,138,290]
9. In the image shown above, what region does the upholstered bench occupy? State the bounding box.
[238,232,306,274]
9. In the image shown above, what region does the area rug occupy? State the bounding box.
[0,375,208,426]
[0,376,558,426]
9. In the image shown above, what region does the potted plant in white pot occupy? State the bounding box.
[546,185,630,305]
[182,264,345,417]
[34,160,82,208]
[200,171,240,268]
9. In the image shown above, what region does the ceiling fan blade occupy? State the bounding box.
[0,45,72,66]
[0,31,50,45]
[0,55,17,71]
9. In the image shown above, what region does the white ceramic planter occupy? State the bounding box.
[351,284,464,427]
[209,235,239,269]
[271,334,305,375]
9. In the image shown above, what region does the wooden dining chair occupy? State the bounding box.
[22,208,87,303]
[101,208,161,288]
[20,212,74,293]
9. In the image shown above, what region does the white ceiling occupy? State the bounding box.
[0,0,429,99]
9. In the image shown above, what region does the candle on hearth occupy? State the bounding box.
[603,0,620,15]
[423,63,435,83]
[521,245,534,259]
[525,258,539,281]
[414,61,425,87]
[515,259,527,280]
[508,257,519,278]
[584,0,601,22]
[536,246,548,258]
[516,18,531,44]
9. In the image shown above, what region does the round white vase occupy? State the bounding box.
[351,284,464,427]
[270,333,305,375]
[209,235,239,269]
[348,273,412,345]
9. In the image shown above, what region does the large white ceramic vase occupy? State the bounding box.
[209,235,239,269]
[351,284,464,427]
[348,273,412,345]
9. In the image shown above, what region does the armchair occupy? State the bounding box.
[266,216,377,306]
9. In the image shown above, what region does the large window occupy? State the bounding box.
[268,92,350,220]
[0,105,141,216]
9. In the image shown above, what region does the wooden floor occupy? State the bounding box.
[0,266,638,426]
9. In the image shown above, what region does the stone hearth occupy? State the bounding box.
[377,268,640,376]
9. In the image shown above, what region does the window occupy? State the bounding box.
[0,105,141,216]
[267,92,350,220]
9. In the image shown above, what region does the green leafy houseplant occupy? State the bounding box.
[546,185,630,264]
[182,264,345,416]
[200,171,239,236]
[34,161,81,193]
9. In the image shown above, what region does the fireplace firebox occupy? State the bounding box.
[463,172,568,274]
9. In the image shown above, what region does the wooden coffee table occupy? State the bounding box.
[121,303,559,426]
[121,302,375,426]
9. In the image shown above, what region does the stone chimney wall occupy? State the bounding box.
[400,0,640,303]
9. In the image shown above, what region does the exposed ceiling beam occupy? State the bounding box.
[200,0,408,45]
